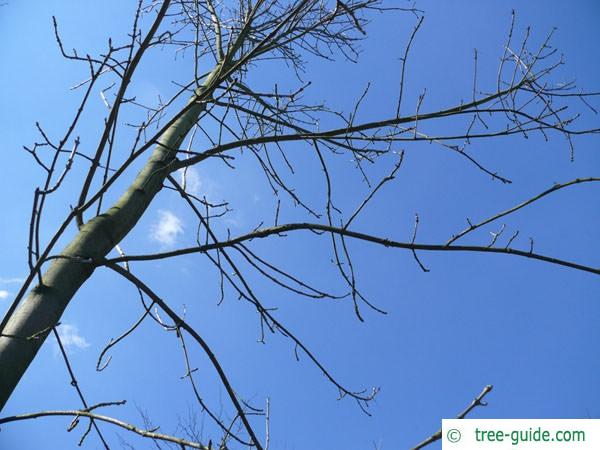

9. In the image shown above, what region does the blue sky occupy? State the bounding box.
[0,1,599,449]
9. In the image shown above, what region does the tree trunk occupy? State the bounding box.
[0,68,220,411]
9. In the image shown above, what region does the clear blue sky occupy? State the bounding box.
[0,1,599,449]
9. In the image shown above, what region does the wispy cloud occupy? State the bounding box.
[0,277,24,284]
[178,167,202,196]
[56,324,90,351]
[150,210,184,246]
[0,290,9,300]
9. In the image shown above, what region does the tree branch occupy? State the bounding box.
[411,385,493,450]
[103,222,599,276]
[0,408,209,450]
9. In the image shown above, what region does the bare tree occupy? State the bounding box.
[0,1,598,449]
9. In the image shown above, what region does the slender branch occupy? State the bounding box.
[52,328,110,448]
[447,177,600,245]
[103,262,264,450]
[411,385,493,450]
[76,0,173,227]
[102,222,600,276]
[173,80,528,170]
[0,408,209,450]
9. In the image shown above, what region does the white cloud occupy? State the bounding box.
[150,210,184,246]
[178,167,202,197]
[0,290,9,300]
[56,324,90,351]
[0,277,24,284]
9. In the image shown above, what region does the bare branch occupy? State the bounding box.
[0,407,209,450]
[411,385,494,450]
[103,222,600,276]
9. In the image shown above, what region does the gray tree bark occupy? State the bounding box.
[0,67,221,411]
